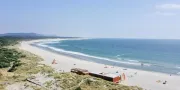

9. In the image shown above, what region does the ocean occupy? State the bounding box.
[34,38,180,75]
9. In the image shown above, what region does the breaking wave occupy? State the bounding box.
[37,42,151,67]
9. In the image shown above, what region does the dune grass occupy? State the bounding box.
[0,47,54,90]
[47,72,143,90]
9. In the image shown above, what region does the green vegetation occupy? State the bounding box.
[0,46,54,90]
[0,37,24,72]
[0,48,24,69]
[0,37,54,89]
[9,49,54,80]
[0,37,19,47]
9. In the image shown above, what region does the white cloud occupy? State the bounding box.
[155,11,176,16]
[156,4,180,10]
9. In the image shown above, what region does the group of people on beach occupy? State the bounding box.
[156,80,167,85]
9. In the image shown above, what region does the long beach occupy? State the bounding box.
[19,39,180,90]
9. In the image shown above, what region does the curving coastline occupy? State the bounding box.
[19,39,180,90]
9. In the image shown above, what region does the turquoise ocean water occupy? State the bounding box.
[35,39,180,75]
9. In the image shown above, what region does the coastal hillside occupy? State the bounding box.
[0,33,78,39]
[0,33,44,37]
[0,37,142,90]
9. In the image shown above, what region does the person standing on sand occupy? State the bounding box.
[141,63,144,67]
[52,59,57,64]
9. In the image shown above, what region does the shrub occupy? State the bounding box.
[0,48,22,70]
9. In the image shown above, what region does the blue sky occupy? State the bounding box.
[1,0,180,39]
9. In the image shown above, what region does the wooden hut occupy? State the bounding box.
[89,72,120,83]
[71,68,89,75]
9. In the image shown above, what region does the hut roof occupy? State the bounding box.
[71,68,88,72]
[90,72,120,78]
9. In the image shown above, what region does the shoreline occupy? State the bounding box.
[31,38,180,75]
[19,39,180,90]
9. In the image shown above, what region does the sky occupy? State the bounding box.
[1,0,180,39]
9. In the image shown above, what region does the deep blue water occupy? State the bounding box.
[40,39,180,74]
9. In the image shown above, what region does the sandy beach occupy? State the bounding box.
[19,39,180,90]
